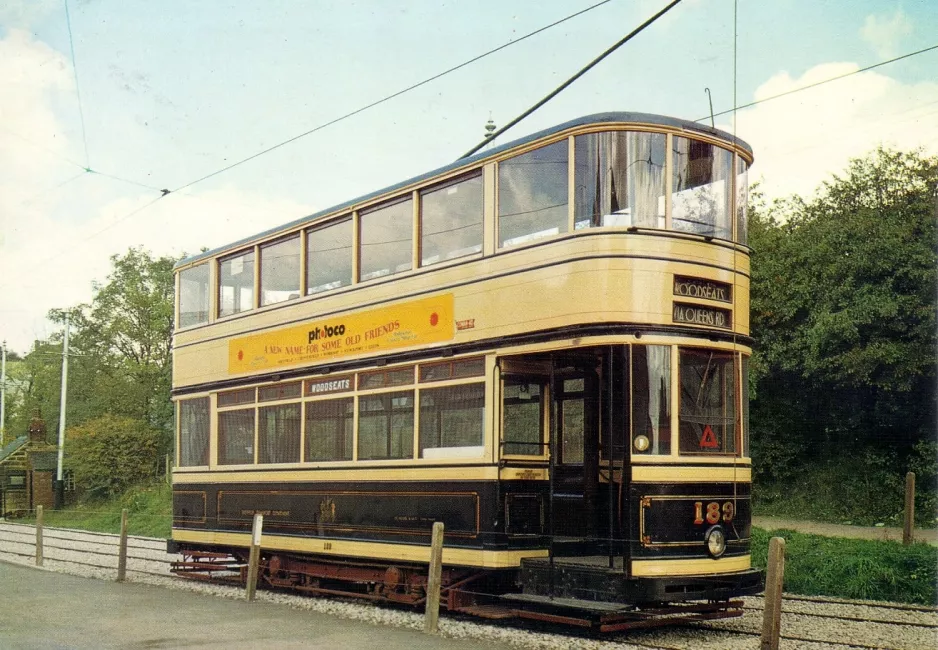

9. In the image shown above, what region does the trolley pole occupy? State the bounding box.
[1,340,6,448]
[54,315,69,509]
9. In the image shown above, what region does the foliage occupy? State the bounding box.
[66,415,164,499]
[751,527,938,606]
[22,481,172,538]
[6,248,178,452]
[753,447,937,527]
[749,148,938,487]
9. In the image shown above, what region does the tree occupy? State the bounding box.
[749,147,937,478]
[74,247,176,438]
[5,248,178,453]
[65,414,163,498]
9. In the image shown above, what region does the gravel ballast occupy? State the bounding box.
[1,521,935,650]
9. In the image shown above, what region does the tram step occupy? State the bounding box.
[453,604,518,620]
[502,592,633,614]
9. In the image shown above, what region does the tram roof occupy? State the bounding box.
[176,112,753,269]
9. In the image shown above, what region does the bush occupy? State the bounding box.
[65,415,162,498]
[753,448,936,527]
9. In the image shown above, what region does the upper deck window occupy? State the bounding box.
[178,263,210,328]
[219,249,255,317]
[307,218,353,295]
[420,174,483,266]
[736,157,749,245]
[260,235,300,306]
[360,198,413,281]
[672,138,733,240]
[498,141,568,248]
[574,132,666,229]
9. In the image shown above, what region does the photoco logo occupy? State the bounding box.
[308,323,346,343]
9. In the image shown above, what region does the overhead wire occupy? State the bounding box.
[460,0,685,157]
[17,172,88,207]
[171,0,614,193]
[10,10,937,279]
[63,0,91,170]
[699,43,938,123]
[0,126,86,171]
[0,126,162,195]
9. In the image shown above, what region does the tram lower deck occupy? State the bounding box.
[171,341,761,605]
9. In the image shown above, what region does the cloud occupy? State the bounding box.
[861,9,913,58]
[728,62,938,200]
[0,30,313,354]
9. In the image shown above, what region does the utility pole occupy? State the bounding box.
[1,340,6,448]
[54,315,69,509]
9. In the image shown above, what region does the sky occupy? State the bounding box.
[1,0,936,355]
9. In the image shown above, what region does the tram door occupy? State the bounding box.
[550,357,601,544]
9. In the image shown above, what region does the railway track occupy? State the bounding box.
[1,521,935,650]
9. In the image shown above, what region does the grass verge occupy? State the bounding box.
[15,490,937,606]
[751,526,938,606]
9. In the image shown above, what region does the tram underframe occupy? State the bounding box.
[170,546,748,632]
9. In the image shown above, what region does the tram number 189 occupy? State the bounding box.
[694,501,734,525]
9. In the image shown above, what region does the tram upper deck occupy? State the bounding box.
[172,112,752,393]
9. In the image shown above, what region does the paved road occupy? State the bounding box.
[754,516,938,546]
[0,562,493,650]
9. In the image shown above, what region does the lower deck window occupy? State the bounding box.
[679,349,737,454]
[178,397,209,466]
[218,409,255,464]
[502,378,545,455]
[258,403,300,464]
[306,397,353,461]
[419,383,484,457]
[632,345,671,455]
[358,391,414,459]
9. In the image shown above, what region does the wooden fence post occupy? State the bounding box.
[424,521,445,634]
[117,508,129,582]
[760,536,786,650]
[35,505,43,567]
[903,472,915,545]
[245,514,263,602]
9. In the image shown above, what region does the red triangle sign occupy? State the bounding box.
[699,425,719,448]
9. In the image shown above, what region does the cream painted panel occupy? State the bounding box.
[174,233,751,388]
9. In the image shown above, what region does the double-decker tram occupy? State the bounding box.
[169,112,761,630]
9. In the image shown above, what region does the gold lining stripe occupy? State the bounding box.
[171,529,548,568]
[631,554,751,577]
[174,464,748,484]
[174,466,501,483]
[632,466,751,483]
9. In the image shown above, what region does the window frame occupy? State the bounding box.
[500,374,549,458]
[217,248,257,318]
[306,216,354,296]
[419,172,484,268]
[259,234,301,307]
